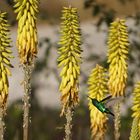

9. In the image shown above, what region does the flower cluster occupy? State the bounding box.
[107,19,129,97]
[132,82,140,118]
[129,117,140,140]
[58,7,82,115]
[88,64,108,139]
[0,12,13,108]
[14,0,39,64]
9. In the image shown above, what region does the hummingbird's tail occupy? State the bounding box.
[109,111,114,116]
[105,109,114,116]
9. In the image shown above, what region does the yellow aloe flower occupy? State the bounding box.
[107,19,129,97]
[14,0,39,64]
[129,117,140,140]
[88,64,108,139]
[132,82,140,118]
[58,7,82,115]
[131,81,140,137]
[0,12,13,108]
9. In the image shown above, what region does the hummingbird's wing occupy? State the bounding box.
[105,96,124,108]
[100,95,112,103]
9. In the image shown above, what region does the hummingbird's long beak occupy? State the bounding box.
[87,96,93,100]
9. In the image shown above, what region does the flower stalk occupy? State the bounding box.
[14,0,39,139]
[0,108,4,140]
[23,64,33,140]
[58,6,82,140]
[64,107,73,140]
[107,19,129,140]
[114,102,120,140]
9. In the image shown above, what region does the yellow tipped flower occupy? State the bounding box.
[129,117,140,140]
[0,12,13,107]
[132,82,140,118]
[107,19,129,97]
[88,64,108,139]
[14,0,39,64]
[58,7,82,115]
[130,82,140,139]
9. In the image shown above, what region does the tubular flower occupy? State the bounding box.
[14,0,39,64]
[132,82,140,119]
[129,117,140,140]
[58,7,82,115]
[0,12,13,108]
[88,64,108,140]
[130,82,140,139]
[107,19,129,97]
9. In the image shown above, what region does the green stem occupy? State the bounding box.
[23,64,33,140]
[114,102,121,140]
[64,107,73,140]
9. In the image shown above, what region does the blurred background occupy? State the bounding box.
[1,0,140,139]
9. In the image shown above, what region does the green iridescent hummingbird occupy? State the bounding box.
[88,95,114,116]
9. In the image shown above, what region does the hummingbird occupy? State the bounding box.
[88,95,114,116]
